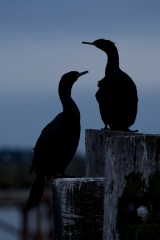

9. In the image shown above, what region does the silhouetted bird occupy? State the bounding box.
[82,39,138,131]
[26,70,88,210]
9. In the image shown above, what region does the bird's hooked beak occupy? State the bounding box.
[82,41,94,46]
[77,71,88,77]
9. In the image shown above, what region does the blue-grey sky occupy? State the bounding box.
[1,1,160,155]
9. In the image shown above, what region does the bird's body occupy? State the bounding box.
[27,71,88,210]
[82,39,138,131]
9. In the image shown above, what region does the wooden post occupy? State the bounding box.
[53,177,104,240]
[53,130,160,239]
[85,129,139,177]
[103,135,160,240]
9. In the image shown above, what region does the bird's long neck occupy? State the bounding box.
[105,47,119,74]
[59,85,80,117]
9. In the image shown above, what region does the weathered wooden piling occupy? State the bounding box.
[53,130,160,240]
[85,129,139,177]
[103,135,160,240]
[53,177,104,240]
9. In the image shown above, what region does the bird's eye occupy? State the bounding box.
[71,72,77,76]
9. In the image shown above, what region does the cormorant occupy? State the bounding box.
[26,70,88,210]
[82,39,138,131]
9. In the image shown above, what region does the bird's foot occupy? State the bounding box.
[128,129,138,133]
[101,125,110,131]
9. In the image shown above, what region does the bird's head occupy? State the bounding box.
[59,71,88,94]
[61,71,88,85]
[82,39,116,54]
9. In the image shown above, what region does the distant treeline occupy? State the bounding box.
[0,149,85,188]
[0,149,33,162]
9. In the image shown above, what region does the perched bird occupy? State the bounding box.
[26,70,88,210]
[82,39,138,131]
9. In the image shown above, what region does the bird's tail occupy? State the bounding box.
[26,175,45,211]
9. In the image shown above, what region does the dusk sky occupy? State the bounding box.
[1,1,160,155]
